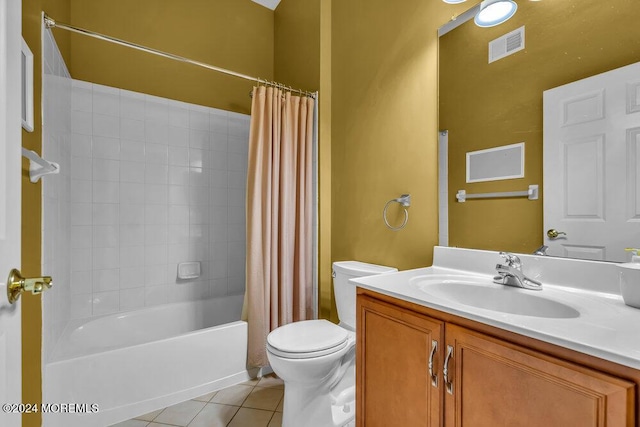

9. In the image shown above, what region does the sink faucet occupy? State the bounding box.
[532,245,548,256]
[494,252,542,291]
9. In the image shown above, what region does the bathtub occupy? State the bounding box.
[44,294,258,427]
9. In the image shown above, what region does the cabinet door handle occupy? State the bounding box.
[443,344,454,395]
[428,339,438,387]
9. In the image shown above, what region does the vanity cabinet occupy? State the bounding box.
[356,291,637,427]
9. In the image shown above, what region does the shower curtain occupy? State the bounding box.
[244,86,315,367]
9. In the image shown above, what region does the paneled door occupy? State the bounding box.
[0,0,23,425]
[544,61,640,262]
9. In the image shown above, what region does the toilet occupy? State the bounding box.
[266,261,397,427]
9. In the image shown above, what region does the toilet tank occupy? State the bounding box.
[332,261,397,331]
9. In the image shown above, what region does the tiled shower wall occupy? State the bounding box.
[41,27,73,362]
[68,81,249,318]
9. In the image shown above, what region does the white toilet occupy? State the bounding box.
[266,261,397,427]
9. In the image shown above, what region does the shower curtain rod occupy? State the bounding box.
[43,13,317,99]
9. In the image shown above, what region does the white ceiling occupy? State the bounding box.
[251,0,281,10]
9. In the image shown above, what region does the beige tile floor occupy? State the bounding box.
[110,375,284,427]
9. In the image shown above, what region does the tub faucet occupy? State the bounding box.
[493,252,542,291]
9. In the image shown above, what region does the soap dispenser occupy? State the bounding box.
[619,248,640,308]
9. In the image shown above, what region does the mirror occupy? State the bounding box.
[439,0,640,261]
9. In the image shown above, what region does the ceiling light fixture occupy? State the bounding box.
[442,0,467,4]
[474,0,518,27]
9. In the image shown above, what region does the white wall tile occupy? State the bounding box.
[145,184,168,204]
[120,267,145,289]
[71,248,92,272]
[146,143,169,164]
[145,163,168,184]
[93,225,119,248]
[93,247,120,270]
[70,133,92,158]
[121,160,146,183]
[119,204,145,225]
[71,271,92,295]
[145,285,168,307]
[70,294,93,319]
[93,158,120,181]
[169,166,189,186]
[120,182,145,204]
[71,180,92,203]
[93,136,120,160]
[120,224,145,247]
[71,226,92,248]
[169,205,189,225]
[210,132,228,151]
[120,92,145,121]
[93,180,120,203]
[209,150,227,170]
[93,113,120,138]
[169,146,189,166]
[71,110,93,135]
[93,291,120,315]
[72,85,92,113]
[47,77,253,324]
[145,122,169,145]
[189,129,209,149]
[169,106,189,128]
[210,111,228,133]
[93,203,119,225]
[120,247,145,269]
[71,203,92,225]
[120,140,146,162]
[93,269,120,292]
[168,126,189,147]
[189,109,210,131]
[93,88,120,116]
[120,288,145,311]
[145,98,169,122]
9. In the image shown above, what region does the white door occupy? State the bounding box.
[544,61,640,262]
[0,0,23,425]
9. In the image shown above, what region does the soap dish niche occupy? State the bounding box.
[177,262,201,280]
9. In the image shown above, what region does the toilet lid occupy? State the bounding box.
[267,320,349,355]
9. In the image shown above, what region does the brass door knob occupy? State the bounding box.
[547,229,567,239]
[6,269,53,304]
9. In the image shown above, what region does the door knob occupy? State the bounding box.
[547,229,567,239]
[6,269,53,304]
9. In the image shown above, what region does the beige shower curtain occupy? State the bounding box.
[244,86,315,368]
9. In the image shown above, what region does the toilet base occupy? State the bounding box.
[281,382,355,427]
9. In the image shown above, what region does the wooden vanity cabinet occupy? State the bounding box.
[356,291,637,427]
[356,294,444,426]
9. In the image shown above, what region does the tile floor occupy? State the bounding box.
[110,375,284,427]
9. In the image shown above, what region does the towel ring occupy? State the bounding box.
[383,194,411,231]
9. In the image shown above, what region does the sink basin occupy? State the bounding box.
[410,275,580,319]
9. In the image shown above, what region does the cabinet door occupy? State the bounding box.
[357,295,444,427]
[444,324,635,427]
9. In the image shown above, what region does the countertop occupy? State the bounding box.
[350,250,640,370]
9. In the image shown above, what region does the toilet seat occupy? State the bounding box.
[267,320,350,359]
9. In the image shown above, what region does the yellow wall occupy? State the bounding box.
[331,0,467,272]
[69,0,274,114]
[274,0,336,320]
[441,0,640,253]
[22,2,71,426]
[274,0,320,91]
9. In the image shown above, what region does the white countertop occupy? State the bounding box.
[350,247,640,370]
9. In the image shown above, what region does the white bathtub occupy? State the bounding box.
[44,295,258,427]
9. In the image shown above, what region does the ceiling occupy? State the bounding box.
[251,0,281,10]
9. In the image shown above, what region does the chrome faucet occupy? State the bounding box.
[532,245,548,256]
[493,252,542,291]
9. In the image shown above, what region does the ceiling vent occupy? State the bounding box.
[489,26,525,63]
